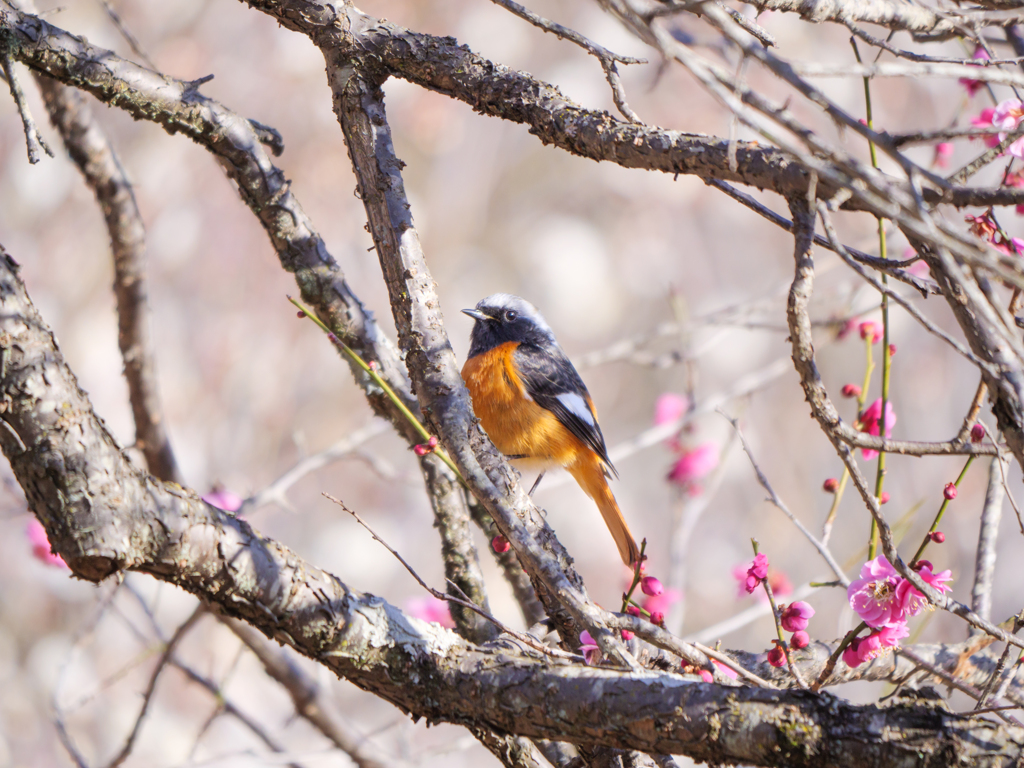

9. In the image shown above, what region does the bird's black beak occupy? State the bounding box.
[461,308,490,321]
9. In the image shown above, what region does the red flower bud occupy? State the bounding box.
[823,477,839,493]
[841,383,862,398]
[930,531,946,543]
[427,435,439,448]
[790,630,810,649]
[943,483,958,501]
[649,611,665,626]
[879,492,890,505]
[296,310,307,318]
[491,535,511,553]
[626,605,642,617]
[621,629,634,641]
[888,344,897,356]
[413,444,429,456]
[767,645,787,667]
[971,423,985,443]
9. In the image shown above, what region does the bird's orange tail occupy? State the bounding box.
[568,457,641,566]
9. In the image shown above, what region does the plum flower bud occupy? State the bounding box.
[428,436,439,448]
[641,576,664,597]
[841,383,862,398]
[296,310,307,318]
[621,629,634,641]
[626,605,642,617]
[888,344,897,356]
[767,644,787,667]
[879,492,890,505]
[491,535,510,553]
[859,321,882,343]
[780,601,815,632]
[413,444,430,457]
[943,483,958,501]
[823,477,839,493]
[744,553,769,593]
[971,423,985,443]
[649,611,665,626]
[930,531,946,543]
[790,630,810,649]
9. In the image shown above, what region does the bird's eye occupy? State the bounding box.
[504,310,518,322]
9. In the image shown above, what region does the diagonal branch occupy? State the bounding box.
[34,74,182,484]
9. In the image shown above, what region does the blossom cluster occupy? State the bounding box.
[843,556,952,667]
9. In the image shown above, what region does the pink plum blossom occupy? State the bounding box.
[654,393,689,427]
[990,99,1024,157]
[843,624,909,667]
[847,556,905,628]
[848,556,952,629]
[27,519,67,568]
[896,561,952,617]
[966,211,1024,256]
[742,553,769,594]
[203,489,244,512]
[859,399,896,460]
[972,107,1002,148]
[780,601,815,632]
[406,596,455,628]
[668,443,719,487]
[959,45,991,96]
[933,142,954,168]
[579,631,601,665]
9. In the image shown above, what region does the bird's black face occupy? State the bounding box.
[463,294,555,357]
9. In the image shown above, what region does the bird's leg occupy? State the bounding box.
[528,472,546,496]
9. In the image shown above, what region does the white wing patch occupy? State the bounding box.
[556,392,594,425]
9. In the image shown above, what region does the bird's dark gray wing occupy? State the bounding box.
[512,343,617,476]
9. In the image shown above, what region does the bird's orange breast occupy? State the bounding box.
[461,342,585,467]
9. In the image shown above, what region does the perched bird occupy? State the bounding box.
[461,294,641,566]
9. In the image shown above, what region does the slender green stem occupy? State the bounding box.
[854,38,890,562]
[910,456,975,563]
[620,539,649,613]
[287,296,467,484]
[821,466,849,544]
[753,540,808,688]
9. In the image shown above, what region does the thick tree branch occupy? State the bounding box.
[3,246,1024,762]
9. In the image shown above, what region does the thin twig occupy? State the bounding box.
[721,411,849,586]
[323,493,576,661]
[1,44,52,163]
[487,0,646,121]
[104,606,205,768]
[819,205,999,377]
[241,421,390,512]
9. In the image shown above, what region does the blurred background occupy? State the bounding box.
[0,0,1021,765]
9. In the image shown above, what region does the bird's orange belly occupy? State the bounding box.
[462,343,583,467]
